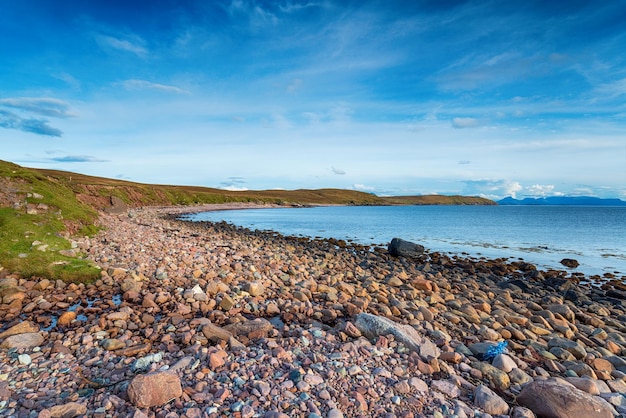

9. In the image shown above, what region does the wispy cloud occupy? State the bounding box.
[331,166,346,175]
[96,34,147,57]
[120,79,190,94]
[593,77,626,100]
[0,109,62,137]
[0,98,75,118]
[50,155,108,163]
[226,0,279,27]
[220,176,248,191]
[0,97,74,137]
[451,117,481,129]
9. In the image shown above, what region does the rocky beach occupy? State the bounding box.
[1,204,626,418]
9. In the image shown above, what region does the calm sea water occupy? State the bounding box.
[182,205,626,277]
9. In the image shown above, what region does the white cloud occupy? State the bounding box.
[331,166,346,175]
[96,34,147,57]
[0,97,75,118]
[451,117,481,129]
[120,79,190,95]
[505,181,523,198]
[353,183,375,192]
[220,185,249,191]
[463,179,523,199]
[526,184,556,197]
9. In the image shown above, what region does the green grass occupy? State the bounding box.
[0,208,100,283]
[0,161,101,283]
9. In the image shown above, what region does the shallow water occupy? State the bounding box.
[183,205,626,278]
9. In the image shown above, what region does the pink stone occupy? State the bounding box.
[127,371,182,408]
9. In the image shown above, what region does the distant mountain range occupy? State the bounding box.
[498,196,626,206]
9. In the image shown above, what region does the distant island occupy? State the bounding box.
[498,196,626,206]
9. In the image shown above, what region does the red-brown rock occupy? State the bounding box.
[127,371,183,408]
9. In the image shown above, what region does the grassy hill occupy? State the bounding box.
[0,160,494,282]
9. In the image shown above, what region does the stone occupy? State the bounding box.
[127,371,182,408]
[57,311,77,327]
[548,337,587,360]
[387,276,403,287]
[48,402,87,418]
[511,406,536,418]
[560,258,579,268]
[223,318,273,339]
[0,332,44,349]
[220,294,235,310]
[18,354,31,365]
[388,238,425,258]
[202,323,234,342]
[474,384,509,415]
[243,281,265,296]
[101,338,125,351]
[253,380,271,397]
[327,408,344,418]
[343,321,362,338]
[564,377,600,395]
[548,304,575,322]
[105,195,128,214]
[492,353,517,373]
[431,380,460,398]
[355,313,440,359]
[471,361,510,390]
[0,321,39,339]
[209,349,228,369]
[517,378,614,418]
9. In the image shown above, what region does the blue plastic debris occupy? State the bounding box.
[483,341,508,361]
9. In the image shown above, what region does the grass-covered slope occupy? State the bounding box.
[0,161,101,282]
[33,167,387,208]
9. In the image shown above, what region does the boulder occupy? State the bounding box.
[127,371,182,408]
[517,378,614,418]
[355,313,440,360]
[104,196,128,214]
[48,402,87,418]
[0,321,39,339]
[388,238,425,258]
[0,332,44,349]
[560,258,579,268]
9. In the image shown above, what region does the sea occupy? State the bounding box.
[181,205,626,278]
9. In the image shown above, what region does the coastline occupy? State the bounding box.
[175,203,626,281]
[1,205,625,417]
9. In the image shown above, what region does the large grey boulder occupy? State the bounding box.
[388,238,425,258]
[516,378,615,418]
[355,313,439,360]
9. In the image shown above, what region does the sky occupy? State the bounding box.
[1,0,626,199]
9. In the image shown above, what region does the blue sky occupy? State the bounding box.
[1,0,625,199]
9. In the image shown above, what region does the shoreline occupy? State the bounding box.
[174,203,625,282]
[1,205,625,417]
